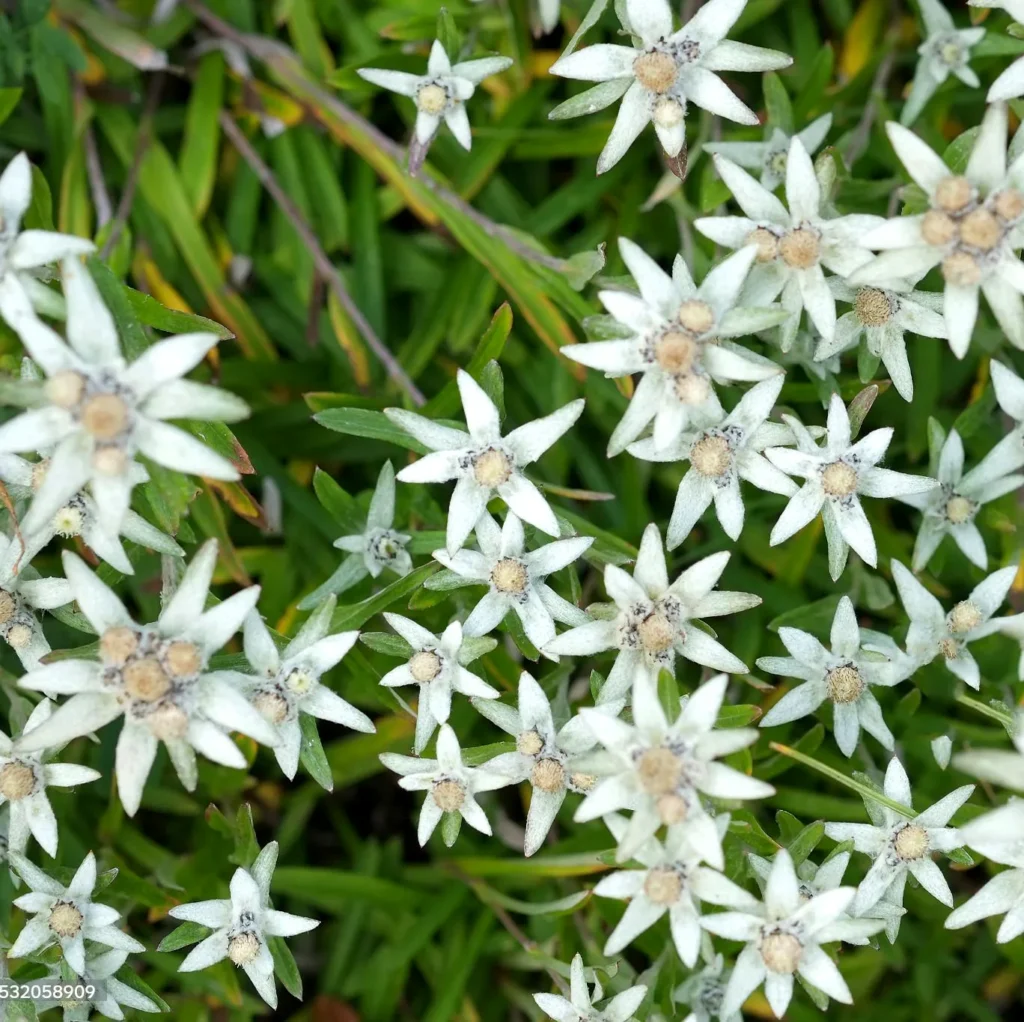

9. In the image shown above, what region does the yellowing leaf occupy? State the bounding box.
[840,0,886,80]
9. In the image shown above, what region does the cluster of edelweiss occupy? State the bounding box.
[2,0,1024,1019]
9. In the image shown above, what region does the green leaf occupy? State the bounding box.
[299,712,335,791]
[436,6,462,61]
[787,821,826,865]
[123,286,234,340]
[475,885,590,916]
[764,72,794,133]
[234,803,259,869]
[359,631,414,658]
[157,920,209,952]
[271,867,415,909]
[717,704,762,728]
[312,467,363,533]
[0,87,22,126]
[313,407,431,452]
[268,934,303,1000]
[331,562,441,630]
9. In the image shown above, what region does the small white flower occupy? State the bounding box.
[627,376,800,545]
[170,842,318,1009]
[696,138,883,348]
[533,953,647,1022]
[7,851,144,975]
[379,723,510,846]
[380,613,499,754]
[475,671,600,856]
[824,757,973,928]
[815,276,946,402]
[549,0,791,173]
[0,153,94,319]
[546,524,759,698]
[38,947,161,1020]
[673,950,739,1022]
[300,461,412,609]
[892,559,1015,689]
[1,699,100,857]
[900,0,984,126]
[574,673,773,863]
[968,1,1024,100]
[704,113,833,192]
[852,103,1024,356]
[387,369,583,554]
[757,596,905,756]
[765,394,935,578]
[0,258,247,538]
[564,239,785,455]
[433,512,592,650]
[16,541,279,816]
[701,849,882,1019]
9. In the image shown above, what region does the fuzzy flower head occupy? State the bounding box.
[533,953,647,1022]
[766,394,935,578]
[38,947,160,1022]
[387,369,583,554]
[853,103,1024,356]
[16,542,279,816]
[565,239,785,455]
[549,0,791,173]
[379,613,499,754]
[170,842,318,1009]
[0,258,247,539]
[968,1,1024,100]
[7,852,144,975]
[892,560,1015,689]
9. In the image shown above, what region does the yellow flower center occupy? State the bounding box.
[691,434,731,478]
[821,461,858,497]
[638,611,675,653]
[921,209,958,246]
[101,626,139,667]
[674,373,711,405]
[570,771,595,791]
[473,449,512,488]
[633,50,678,93]
[745,227,780,263]
[643,867,682,905]
[49,902,84,938]
[959,208,1002,251]
[934,175,973,213]
[0,760,36,801]
[993,188,1024,222]
[826,665,864,703]
[491,558,528,595]
[122,658,171,702]
[146,702,189,740]
[894,823,929,860]
[653,96,684,127]
[44,371,86,409]
[948,600,982,634]
[52,504,84,538]
[854,287,893,327]
[656,792,688,824]
[6,623,33,649]
[164,640,202,678]
[93,446,129,476]
[227,931,261,965]
[761,931,802,973]
[942,251,982,286]
[80,393,129,440]
[636,746,682,796]
[779,227,821,269]
[677,299,715,336]
[409,650,442,683]
[253,689,289,725]
[416,83,447,115]
[517,729,544,756]
[531,758,566,793]
[433,778,466,812]
[655,331,699,374]
[945,495,974,524]
[0,590,15,626]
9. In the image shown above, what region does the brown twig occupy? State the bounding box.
[844,28,899,168]
[83,124,113,228]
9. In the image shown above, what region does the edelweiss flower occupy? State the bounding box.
[627,376,800,545]
[16,542,278,816]
[170,842,318,1009]
[432,512,592,650]
[892,559,1015,689]
[815,277,946,402]
[546,524,759,698]
[379,723,509,846]
[901,0,984,125]
[379,613,499,754]
[700,849,883,1018]
[38,947,160,1020]
[533,953,647,1022]
[968,1,1024,100]
[852,103,1024,355]
[696,138,883,348]
[673,950,739,1022]
[549,0,791,173]
[387,369,583,554]
[299,462,411,609]
[758,596,904,756]
[564,239,784,455]
[594,812,757,964]
[766,394,934,578]
[357,40,512,172]
[0,153,94,318]
[7,852,144,975]
[704,113,833,191]
[575,674,773,863]
[898,427,1023,571]
[1,699,101,856]
[0,258,247,538]
[237,599,374,783]
[475,671,600,856]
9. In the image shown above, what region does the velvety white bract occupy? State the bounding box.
[968,1,1024,100]
[533,952,647,1022]
[39,948,161,1021]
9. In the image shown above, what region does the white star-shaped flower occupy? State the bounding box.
[1,699,101,857]
[169,842,318,1009]
[757,596,905,756]
[852,103,1024,356]
[815,276,946,402]
[594,812,757,964]
[574,673,773,863]
[546,524,759,699]
[37,947,161,1021]
[627,376,800,545]
[824,758,973,931]
[0,258,247,538]
[432,512,592,650]
[475,671,601,856]
[379,723,510,846]
[7,852,144,975]
[701,848,882,1018]
[704,113,833,191]
[564,239,785,455]
[765,394,935,578]
[387,369,583,554]
[379,613,499,754]
[533,953,647,1022]
[0,153,94,319]
[357,40,512,172]
[891,559,1015,689]
[300,461,412,609]
[16,541,279,816]
[696,138,883,348]
[968,1,1024,100]
[549,0,791,173]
